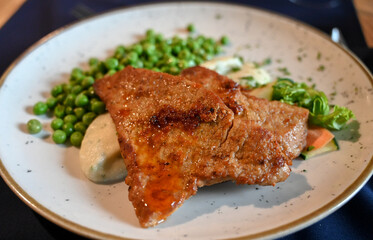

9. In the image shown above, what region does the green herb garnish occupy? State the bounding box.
[317,52,322,60]
[278,67,291,76]
[272,78,354,130]
[239,76,259,88]
[253,58,272,68]
[317,65,325,71]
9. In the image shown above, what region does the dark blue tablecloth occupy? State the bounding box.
[0,0,372,239]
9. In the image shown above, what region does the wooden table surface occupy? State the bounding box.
[354,0,373,47]
[0,0,372,47]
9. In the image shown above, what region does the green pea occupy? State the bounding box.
[202,42,214,54]
[187,23,195,32]
[65,106,74,115]
[179,38,187,47]
[214,45,223,54]
[74,107,86,120]
[220,35,229,45]
[82,112,96,125]
[62,122,74,137]
[62,83,73,93]
[172,45,182,55]
[142,37,155,45]
[71,67,84,82]
[95,72,104,80]
[75,93,89,107]
[105,58,119,70]
[64,93,76,107]
[90,97,99,105]
[187,39,199,51]
[27,119,42,134]
[160,44,172,54]
[127,52,139,63]
[56,93,66,104]
[52,130,67,144]
[33,101,48,115]
[51,118,64,130]
[206,37,216,45]
[71,85,83,94]
[132,44,143,55]
[146,29,155,38]
[51,85,63,97]
[143,42,156,56]
[54,105,65,118]
[144,61,154,69]
[204,53,214,61]
[114,46,125,59]
[97,62,107,73]
[172,36,181,44]
[46,97,57,109]
[91,100,106,114]
[89,57,99,66]
[64,114,78,124]
[178,59,194,69]
[70,131,84,147]
[86,86,96,98]
[169,66,180,75]
[148,54,159,64]
[120,58,129,66]
[160,66,169,73]
[163,55,177,65]
[178,49,191,59]
[196,35,205,45]
[115,45,125,55]
[107,69,117,76]
[82,76,95,89]
[155,33,164,43]
[131,61,143,69]
[193,48,206,57]
[117,64,125,71]
[70,77,83,86]
[74,122,87,134]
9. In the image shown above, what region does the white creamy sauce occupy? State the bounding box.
[227,62,271,86]
[79,113,127,183]
[79,57,272,183]
[201,56,271,87]
[201,56,243,75]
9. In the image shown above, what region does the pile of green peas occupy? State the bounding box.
[27,26,229,147]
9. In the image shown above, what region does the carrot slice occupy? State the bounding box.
[305,126,334,150]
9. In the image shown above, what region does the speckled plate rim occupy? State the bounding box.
[0,2,372,240]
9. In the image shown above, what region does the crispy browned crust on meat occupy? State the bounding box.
[181,66,309,185]
[94,66,308,228]
[94,66,234,227]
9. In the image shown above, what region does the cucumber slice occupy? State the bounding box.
[300,138,339,160]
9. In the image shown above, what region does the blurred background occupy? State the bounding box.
[0,0,372,48]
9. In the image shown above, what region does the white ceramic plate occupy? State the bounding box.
[0,2,372,239]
